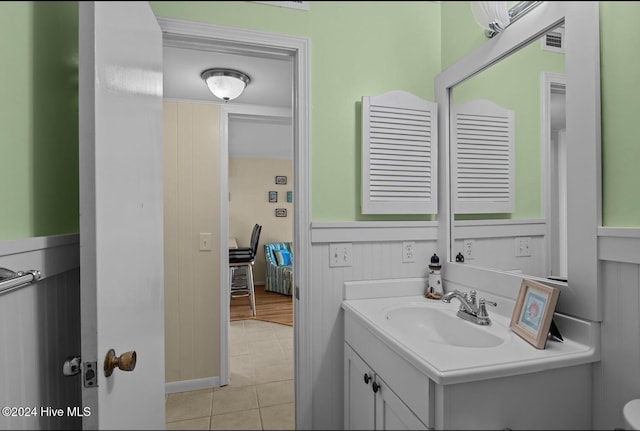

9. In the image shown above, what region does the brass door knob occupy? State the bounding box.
[104,349,137,377]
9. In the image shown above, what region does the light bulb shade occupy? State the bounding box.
[201,68,250,102]
[470,1,510,32]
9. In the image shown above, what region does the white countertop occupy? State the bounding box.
[342,294,600,385]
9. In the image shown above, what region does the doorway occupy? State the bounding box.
[158,17,311,430]
[228,113,294,326]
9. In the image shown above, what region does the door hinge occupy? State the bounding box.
[295,286,300,300]
[63,356,98,388]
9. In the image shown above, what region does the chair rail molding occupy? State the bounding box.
[311,221,438,244]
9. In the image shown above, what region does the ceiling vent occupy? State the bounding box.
[542,27,565,54]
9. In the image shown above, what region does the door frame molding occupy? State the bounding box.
[156,17,311,429]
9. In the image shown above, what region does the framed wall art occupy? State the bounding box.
[269,191,278,203]
[275,175,287,185]
[275,208,287,217]
[509,278,560,349]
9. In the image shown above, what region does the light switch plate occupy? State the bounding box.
[199,233,213,251]
[329,243,353,267]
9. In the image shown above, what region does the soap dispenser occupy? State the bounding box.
[426,253,443,299]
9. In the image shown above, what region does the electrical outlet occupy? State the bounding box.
[329,243,353,267]
[515,237,532,257]
[463,239,475,260]
[402,241,415,263]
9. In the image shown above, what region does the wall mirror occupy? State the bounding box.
[450,22,566,281]
[435,2,601,322]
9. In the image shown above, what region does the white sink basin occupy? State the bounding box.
[384,304,507,348]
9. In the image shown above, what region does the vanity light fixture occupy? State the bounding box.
[471,1,543,38]
[201,68,251,102]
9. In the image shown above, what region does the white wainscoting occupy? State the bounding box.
[594,228,640,429]
[0,235,81,431]
[310,224,640,430]
[452,218,548,277]
[309,222,438,430]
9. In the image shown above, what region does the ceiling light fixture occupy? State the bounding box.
[201,68,251,102]
[471,1,542,38]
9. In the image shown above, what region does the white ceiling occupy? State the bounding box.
[163,45,294,160]
[163,45,293,108]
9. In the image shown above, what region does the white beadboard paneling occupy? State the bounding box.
[308,226,640,430]
[594,259,640,429]
[1,236,81,430]
[452,235,546,277]
[0,269,81,431]
[309,236,437,430]
[592,231,640,429]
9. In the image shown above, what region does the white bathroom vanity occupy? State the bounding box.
[342,282,600,430]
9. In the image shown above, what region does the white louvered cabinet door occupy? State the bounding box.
[451,99,515,214]
[362,91,437,214]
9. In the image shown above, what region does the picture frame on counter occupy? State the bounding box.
[509,278,560,349]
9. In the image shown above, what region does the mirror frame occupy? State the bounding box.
[435,2,601,322]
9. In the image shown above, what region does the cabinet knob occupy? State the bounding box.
[372,381,380,393]
[363,373,371,384]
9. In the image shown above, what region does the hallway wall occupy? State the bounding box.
[163,101,221,386]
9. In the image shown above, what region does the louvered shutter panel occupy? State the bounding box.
[362,91,437,214]
[452,99,515,214]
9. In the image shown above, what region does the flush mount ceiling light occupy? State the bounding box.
[471,1,542,38]
[201,68,251,102]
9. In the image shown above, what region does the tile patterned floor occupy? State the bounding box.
[166,320,294,430]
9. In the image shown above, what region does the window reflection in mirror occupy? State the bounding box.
[450,23,567,281]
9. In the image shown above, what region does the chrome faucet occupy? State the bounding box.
[442,289,497,325]
[442,290,476,313]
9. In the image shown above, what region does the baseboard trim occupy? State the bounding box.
[165,376,221,394]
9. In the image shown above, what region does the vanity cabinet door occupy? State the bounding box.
[345,343,429,430]
[375,377,429,431]
[344,344,375,430]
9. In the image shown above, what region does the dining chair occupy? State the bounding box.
[229,224,262,316]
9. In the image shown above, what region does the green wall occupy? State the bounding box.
[442,1,640,227]
[600,2,640,226]
[0,1,78,240]
[452,32,565,220]
[150,1,442,222]
[3,1,639,241]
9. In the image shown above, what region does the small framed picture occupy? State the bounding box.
[287,191,293,203]
[275,175,287,185]
[510,278,560,349]
[268,191,278,203]
[275,208,287,217]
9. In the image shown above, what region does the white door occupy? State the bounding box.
[79,2,165,429]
